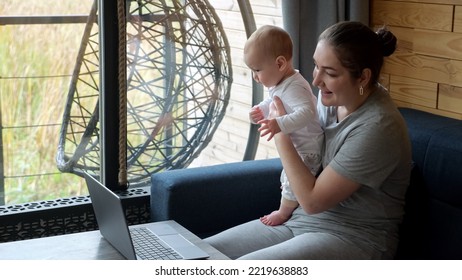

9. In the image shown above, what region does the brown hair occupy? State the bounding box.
[245,25,293,60]
[318,21,397,85]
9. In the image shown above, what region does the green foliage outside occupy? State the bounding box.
[0,1,94,204]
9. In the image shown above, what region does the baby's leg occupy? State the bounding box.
[261,170,298,226]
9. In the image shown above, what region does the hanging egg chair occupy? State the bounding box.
[56,0,232,186]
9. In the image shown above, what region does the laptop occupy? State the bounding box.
[84,172,209,260]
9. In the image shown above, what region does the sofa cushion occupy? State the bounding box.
[150,158,282,237]
[423,125,462,207]
[397,108,462,259]
[399,108,462,169]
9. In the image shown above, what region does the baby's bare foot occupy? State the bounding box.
[260,210,290,226]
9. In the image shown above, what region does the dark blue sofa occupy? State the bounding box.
[150,108,462,259]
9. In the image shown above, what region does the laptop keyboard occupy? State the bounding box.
[130,227,183,260]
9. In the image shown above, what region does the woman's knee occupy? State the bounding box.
[205,220,293,259]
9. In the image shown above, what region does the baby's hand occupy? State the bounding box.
[249,106,264,124]
[258,118,281,141]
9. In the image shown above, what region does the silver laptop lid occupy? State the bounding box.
[84,172,137,260]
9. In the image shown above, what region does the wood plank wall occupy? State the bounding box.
[371,0,462,120]
[193,0,462,167]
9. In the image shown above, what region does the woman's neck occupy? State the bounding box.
[337,84,377,122]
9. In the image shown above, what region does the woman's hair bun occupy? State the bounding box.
[376,27,397,57]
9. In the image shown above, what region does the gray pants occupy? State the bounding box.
[205,208,384,260]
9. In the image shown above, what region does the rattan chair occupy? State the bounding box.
[56,0,232,186]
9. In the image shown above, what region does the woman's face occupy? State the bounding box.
[312,40,360,107]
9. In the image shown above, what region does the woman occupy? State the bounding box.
[205,21,412,259]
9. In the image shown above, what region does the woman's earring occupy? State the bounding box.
[359,86,364,96]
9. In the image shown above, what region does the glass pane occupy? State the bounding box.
[0,0,283,206]
[0,1,94,205]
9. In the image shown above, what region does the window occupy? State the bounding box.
[0,1,94,205]
[0,0,281,206]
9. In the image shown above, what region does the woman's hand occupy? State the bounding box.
[257,96,285,141]
[268,96,286,118]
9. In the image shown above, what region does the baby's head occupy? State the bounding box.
[244,25,293,63]
[244,25,294,87]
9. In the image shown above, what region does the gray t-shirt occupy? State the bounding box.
[286,85,412,256]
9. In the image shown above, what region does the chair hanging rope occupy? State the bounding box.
[56,0,232,187]
[117,0,128,187]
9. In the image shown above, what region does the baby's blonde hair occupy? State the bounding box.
[245,25,293,60]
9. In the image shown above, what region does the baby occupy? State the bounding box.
[245,25,324,226]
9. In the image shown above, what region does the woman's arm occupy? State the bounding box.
[270,96,361,214]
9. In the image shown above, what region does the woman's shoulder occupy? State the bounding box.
[363,85,401,119]
[350,87,408,144]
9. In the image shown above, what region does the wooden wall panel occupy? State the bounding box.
[438,84,462,114]
[383,51,462,87]
[413,29,462,59]
[389,75,438,108]
[372,1,453,31]
[372,0,462,119]
[455,6,462,33]
[387,26,462,61]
